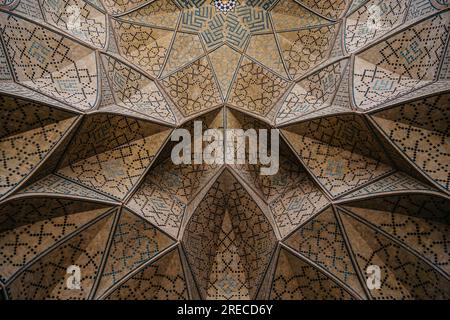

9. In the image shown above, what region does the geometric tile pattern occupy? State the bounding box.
[341,194,450,274]
[270,248,355,300]
[182,170,277,300]
[275,60,345,124]
[352,11,449,110]
[371,92,450,191]
[269,172,330,238]
[206,210,251,300]
[277,24,338,79]
[209,45,241,98]
[105,248,189,300]
[4,0,44,21]
[224,171,278,298]
[0,95,78,198]
[227,108,309,205]
[102,54,176,124]
[270,0,330,31]
[57,114,171,200]
[0,0,449,300]
[6,212,114,299]
[112,20,173,77]
[247,34,287,77]
[284,207,365,297]
[229,57,290,117]
[163,32,204,76]
[0,197,112,283]
[126,109,222,238]
[126,179,186,238]
[300,0,348,20]
[281,114,394,197]
[345,0,409,53]
[17,174,113,202]
[95,208,174,297]
[182,171,230,299]
[340,171,434,199]
[41,0,107,48]
[339,211,450,299]
[0,13,99,111]
[179,2,271,51]
[119,0,180,29]
[102,0,153,15]
[162,57,222,117]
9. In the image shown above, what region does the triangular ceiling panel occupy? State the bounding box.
[340,194,450,274]
[101,54,177,124]
[0,197,114,283]
[41,0,108,49]
[340,171,434,200]
[126,176,186,238]
[0,95,78,199]
[276,24,338,79]
[161,57,222,118]
[17,174,115,202]
[339,209,450,299]
[228,57,290,119]
[284,207,366,297]
[269,175,330,238]
[126,109,223,237]
[209,45,241,99]
[95,208,175,298]
[118,0,180,29]
[276,59,346,125]
[370,92,450,191]
[0,13,99,111]
[225,108,330,237]
[112,19,174,77]
[57,113,171,200]
[162,32,205,76]
[344,0,408,53]
[6,210,115,299]
[352,11,449,110]
[270,0,332,31]
[105,247,189,300]
[269,248,355,300]
[206,209,252,300]
[281,114,395,198]
[246,34,287,78]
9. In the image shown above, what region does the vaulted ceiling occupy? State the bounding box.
[0,0,449,300]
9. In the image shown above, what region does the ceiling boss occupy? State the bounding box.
[213,0,238,13]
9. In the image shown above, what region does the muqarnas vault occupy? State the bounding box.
[0,0,449,300]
